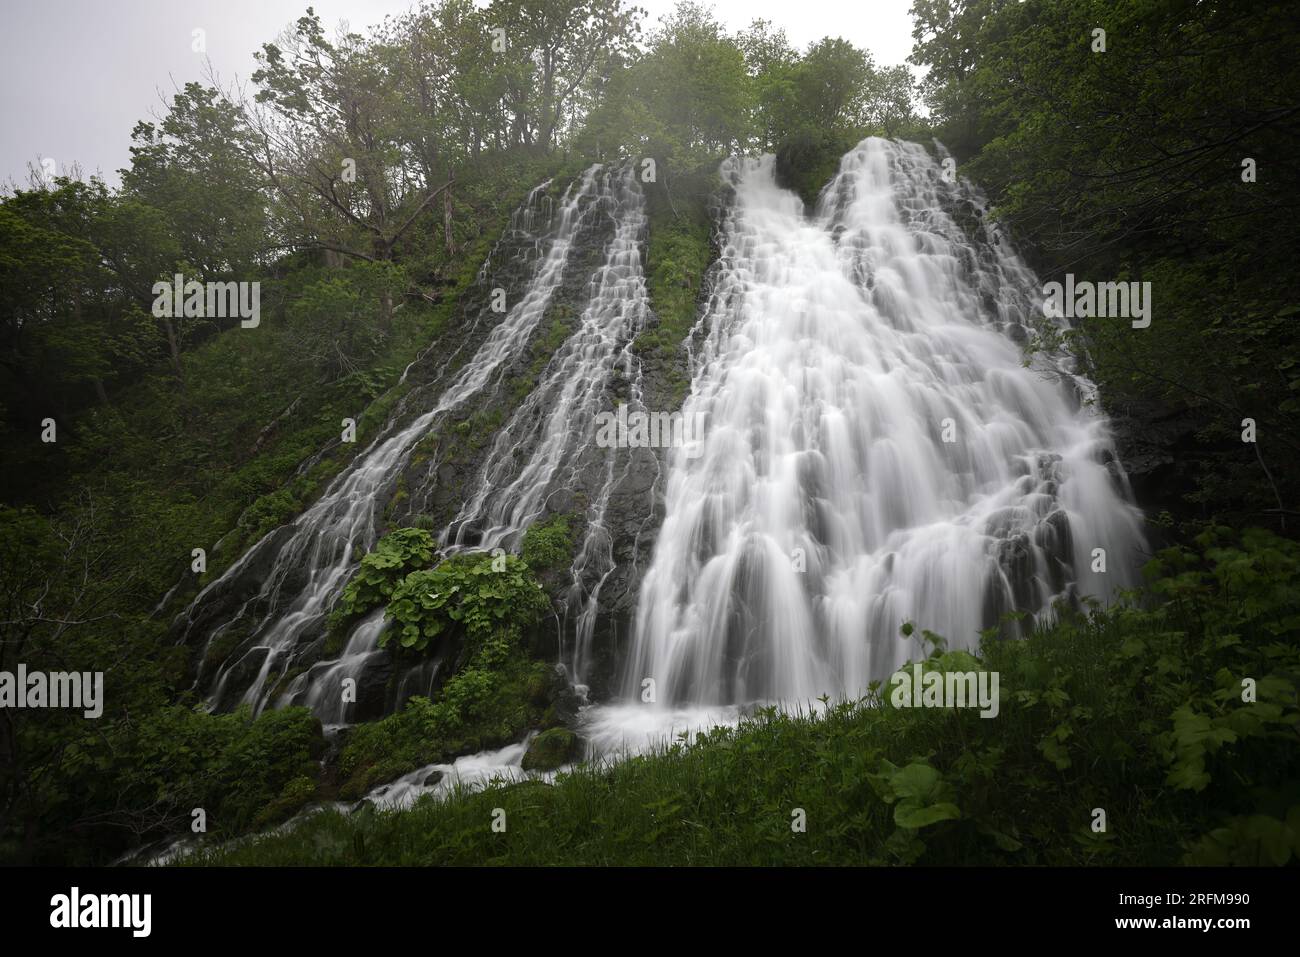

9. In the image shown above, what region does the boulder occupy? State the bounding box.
[521,728,583,772]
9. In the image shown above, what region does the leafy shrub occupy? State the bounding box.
[335,527,437,620]
[337,632,551,798]
[45,703,325,863]
[521,515,572,572]
[237,487,300,535]
[383,551,549,652]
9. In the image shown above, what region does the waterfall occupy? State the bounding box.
[441,161,653,685]
[179,136,1146,757]
[623,138,1146,711]
[179,166,610,717]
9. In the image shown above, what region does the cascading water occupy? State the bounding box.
[440,160,653,685]
[444,164,646,549]
[179,166,609,718]
[620,138,1145,717]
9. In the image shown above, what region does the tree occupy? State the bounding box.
[248,10,454,271]
[740,19,799,149]
[0,180,169,415]
[795,38,874,130]
[491,0,642,150]
[121,83,266,278]
[865,64,919,136]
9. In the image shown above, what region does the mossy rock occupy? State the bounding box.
[267,665,307,701]
[203,625,250,670]
[252,774,319,830]
[521,728,582,772]
[774,130,858,208]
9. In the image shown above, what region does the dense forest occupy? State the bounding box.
[1,0,1298,869]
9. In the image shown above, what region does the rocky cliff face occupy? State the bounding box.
[177,164,720,719]
[173,174,614,713]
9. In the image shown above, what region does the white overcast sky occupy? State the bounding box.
[0,0,919,188]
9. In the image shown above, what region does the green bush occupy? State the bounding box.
[52,703,324,862]
[335,527,437,621]
[521,515,572,572]
[383,551,549,652]
[337,633,551,799]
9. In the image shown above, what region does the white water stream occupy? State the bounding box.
[617,138,1144,732]
[182,167,608,715]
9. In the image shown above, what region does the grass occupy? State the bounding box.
[186,527,1300,866]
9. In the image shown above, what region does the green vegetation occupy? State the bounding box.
[336,639,551,800]
[634,169,716,409]
[578,6,919,171]
[320,539,556,798]
[4,0,1297,869]
[193,528,1299,865]
[337,631,553,800]
[774,130,859,208]
[385,552,549,652]
[509,305,579,408]
[335,528,438,621]
[520,514,574,573]
[0,152,550,864]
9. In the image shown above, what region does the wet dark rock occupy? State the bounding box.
[353,654,394,722]
[209,645,269,711]
[521,728,583,772]
[543,670,584,728]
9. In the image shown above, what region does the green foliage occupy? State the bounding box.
[869,758,961,838]
[287,261,409,379]
[5,690,323,864]
[336,527,437,621]
[0,153,536,864]
[328,546,554,796]
[337,632,551,799]
[635,165,715,409]
[121,82,264,277]
[1184,809,1300,867]
[195,528,1300,866]
[237,488,301,537]
[774,129,858,208]
[383,551,549,652]
[521,515,573,572]
[575,2,916,164]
